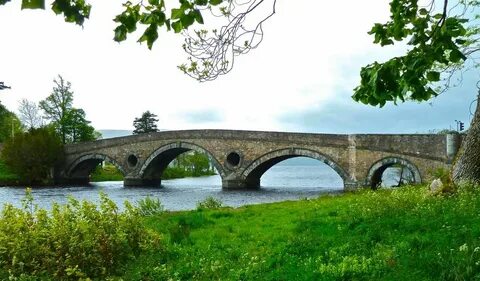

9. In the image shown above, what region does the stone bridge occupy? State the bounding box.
[56,130,462,190]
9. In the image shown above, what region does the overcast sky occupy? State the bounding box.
[0,0,477,133]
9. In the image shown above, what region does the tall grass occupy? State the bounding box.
[124,185,480,280]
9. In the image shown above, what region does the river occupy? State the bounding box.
[0,158,402,211]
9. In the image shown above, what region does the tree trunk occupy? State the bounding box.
[452,94,480,185]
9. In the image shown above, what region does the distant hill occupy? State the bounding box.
[98,130,132,139]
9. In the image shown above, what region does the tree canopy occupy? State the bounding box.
[39,75,97,144]
[0,102,23,143]
[353,0,480,184]
[133,111,159,134]
[352,0,478,107]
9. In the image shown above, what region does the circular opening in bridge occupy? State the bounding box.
[226,152,241,167]
[127,154,138,168]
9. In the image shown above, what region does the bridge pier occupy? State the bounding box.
[222,178,260,190]
[344,180,361,191]
[124,177,161,187]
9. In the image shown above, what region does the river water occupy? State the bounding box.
[0,159,402,211]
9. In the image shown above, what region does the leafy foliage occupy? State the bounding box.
[0,190,161,280]
[1,127,64,185]
[0,159,20,183]
[65,108,98,142]
[0,102,23,143]
[132,110,159,135]
[112,0,224,49]
[137,196,165,216]
[196,196,223,210]
[39,75,97,144]
[352,0,473,107]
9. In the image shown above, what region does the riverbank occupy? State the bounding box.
[0,162,217,186]
[1,184,479,280]
[90,163,216,182]
[121,184,480,280]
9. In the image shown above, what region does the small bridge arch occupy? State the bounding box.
[238,148,349,188]
[366,156,422,188]
[66,153,126,184]
[132,141,225,186]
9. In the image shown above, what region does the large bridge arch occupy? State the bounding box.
[239,148,349,188]
[366,156,422,189]
[135,142,225,186]
[66,153,126,184]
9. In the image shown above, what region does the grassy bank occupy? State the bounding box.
[123,185,480,280]
[1,185,479,280]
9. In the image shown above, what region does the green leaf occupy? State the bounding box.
[181,14,195,29]
[21,0,44,9]
[114,25,127,42]
[426,71,440,82]
[138,24,159,50]
[449,48,466,63]
[0,0,12,5]
[209,0,222,5]
[148,0,159,5]
[171,8,183,19]
[192,9,204,24]
[172,21,183,33]
[418,8,428,15]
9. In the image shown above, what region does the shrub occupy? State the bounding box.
[136,196,164,216]
[1,127,63,185]
[196,196,223,210]
[0,189,160,280]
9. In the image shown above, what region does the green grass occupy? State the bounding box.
[122,184,480,280]
[90,163,124,181]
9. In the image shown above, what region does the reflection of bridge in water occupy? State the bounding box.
[56,130,462,190]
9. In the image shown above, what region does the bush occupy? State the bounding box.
[1,127,64,185]
[196,196,223,210]
[0,189,161,280]
[136,196,164,216]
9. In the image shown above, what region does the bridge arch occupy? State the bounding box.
[241,148,349,188]
[139,142,226,182]
[67,153,126,180]
[366,156,422,189]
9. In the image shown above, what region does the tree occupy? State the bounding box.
[18,98,43,130]
[39,75,97,143]
[352,0,480,185]
[0,102,23,143]
[65,108,98,143]
[1,126,64,185]
[133,111,159,135]
[39,75,74,144]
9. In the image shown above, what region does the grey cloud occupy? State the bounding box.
[280,73,477,134]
